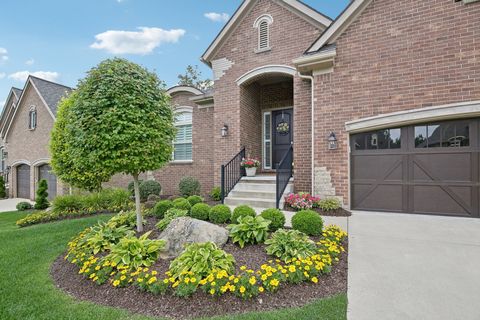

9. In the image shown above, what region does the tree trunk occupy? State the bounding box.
[132,173,143,232]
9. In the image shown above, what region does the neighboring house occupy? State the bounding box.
[0,76,72,200]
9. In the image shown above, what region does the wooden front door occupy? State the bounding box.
[272,109,293,169]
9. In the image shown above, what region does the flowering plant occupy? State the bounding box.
[241,158,260,168]
[284,192,321,210]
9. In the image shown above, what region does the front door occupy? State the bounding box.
[272,109,293,169]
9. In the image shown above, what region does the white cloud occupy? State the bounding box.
[0,47,8,62]
[25,58,35,65]
[8,71,60,82]
[0,73,5,79]
[204,12,230,23]
[0,100,5,108]
[90,27,186,55]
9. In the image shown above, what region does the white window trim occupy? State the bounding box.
[253,14,273,53]
[262,111,272,170]
[172,106,193,162]
[28,106,37,130]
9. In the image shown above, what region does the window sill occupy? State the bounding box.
[170,160,193,165]
[254,47,271,54]
[462,0,479,3]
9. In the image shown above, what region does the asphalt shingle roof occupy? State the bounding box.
[12,87,23,100]
[30,76,72,116]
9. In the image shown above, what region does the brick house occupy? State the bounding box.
[1,0,480,218]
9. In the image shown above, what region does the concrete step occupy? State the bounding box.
[229,190,276,200]
[240,176,294,184]
[224,197,280,209]
[233,182,294,193]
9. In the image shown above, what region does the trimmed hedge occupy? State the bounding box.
[190,203,210,220]
[187,195,204,206]
[291,210,324,236]
[209,204,231,224]
[172,198,192,212]
[260,208,286,231]
[152,200,173,219]
[179,176,201,197]
[231,205,256,223]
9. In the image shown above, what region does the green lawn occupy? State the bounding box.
[0,211,347,320]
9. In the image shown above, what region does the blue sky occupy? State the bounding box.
[0,0,349,108]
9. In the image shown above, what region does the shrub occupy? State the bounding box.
[0,176,6,198]
[156,208,188,231]
[209,204,231,224]
[231,205,256,223]
[284,193,320,210]
[291,210,323,236]
[77,221,135,254]
[34,179,50,210]
[106,232,165,269]
[52,195,83,213]
[187,195,204,206]
[108,211,137,228]
[169,242,235,279]
[318,198,341,211]
[139,180,162,202]
[210,186,221,201]
[128,180,143,195]
[260,208,286,231]
[265,229,317,262]
[179,176,201,197]
[152,200,173,219]
[227,216,270,248]
[16,211,57,227]
[190,203,210,221]
[172,198,191,212]
[16,202,32,211]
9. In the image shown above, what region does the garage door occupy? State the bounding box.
[16,164,30,199]
[351,118,480,218]
[38,164,57,200]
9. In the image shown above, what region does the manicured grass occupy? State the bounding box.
[0,211,347,320]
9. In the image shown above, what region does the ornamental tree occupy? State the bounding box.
[34,179,49,210]
[50,58,176,231]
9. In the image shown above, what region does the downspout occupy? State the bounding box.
[297,72,315,194]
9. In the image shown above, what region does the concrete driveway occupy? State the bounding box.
[348,211,480,320]
[0,198,32,212]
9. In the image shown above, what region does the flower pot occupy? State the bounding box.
[245,167,257,177]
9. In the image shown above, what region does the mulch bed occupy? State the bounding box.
[51,240,348,320]
[284,206,352,217]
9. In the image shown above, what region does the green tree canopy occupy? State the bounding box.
[50,58,176,231]
[177,65,213,91]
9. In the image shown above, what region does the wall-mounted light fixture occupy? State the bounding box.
[5,166,11,175]
[221,124,229,137]
[328,132,338,150]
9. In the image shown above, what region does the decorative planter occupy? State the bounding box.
[245,167,257,177]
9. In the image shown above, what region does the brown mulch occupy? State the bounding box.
[284,206,352,217]
[51,240,348,320]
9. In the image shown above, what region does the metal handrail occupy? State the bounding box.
[221,147,246,203]
[276,145,293,208]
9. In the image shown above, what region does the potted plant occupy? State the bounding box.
[241,158,260,177]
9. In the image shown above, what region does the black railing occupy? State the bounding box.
[276,145,294,209]
[221,147,246,203]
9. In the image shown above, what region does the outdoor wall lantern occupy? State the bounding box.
[328,132,338,150]
[221,124,229,137]
[5,166,11,175]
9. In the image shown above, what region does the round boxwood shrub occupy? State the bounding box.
[153,200,173,219]
[190,203,210,221]
[260,208,286,231]
[16,201,33,211]
[209,204,231,224]
[291,210,324,236]
[172,198,192,212]
[231,205,256,223]
[179,176,201,197]
[127,180,143,195]
[187,195,204,206]
[139,180,162,202]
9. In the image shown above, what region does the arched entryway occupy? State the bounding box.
[16,164,30,199]
[38,164,57,200]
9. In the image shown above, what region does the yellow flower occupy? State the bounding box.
[269,279,279,287]
[289,266,296,273]
[234,278,239,284]
[163,279,169,284]
[184,278,190,284]
[190,277,197,283]
[239,286,246,293]
[113,280,120,287]
[258,286,264,293]
[138,278,144,283]
[151,271,158,276]
[240,266,247,271]
[311,277,318,284]
[120,275,126,281]
[148,276,157,284]
[261,274,268,281]
[209,289,215,295]
[249,277,256,285]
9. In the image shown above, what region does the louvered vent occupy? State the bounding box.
[259,20,269,50]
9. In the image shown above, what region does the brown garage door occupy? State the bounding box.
[38,164,57,200]
[351,118,480,218]
[16,164,30,199]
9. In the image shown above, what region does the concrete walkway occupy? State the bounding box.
[0,198,32,213]
[348,211,480,320]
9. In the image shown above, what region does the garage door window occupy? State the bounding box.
[353,128,401,150]
[415,120,470,148]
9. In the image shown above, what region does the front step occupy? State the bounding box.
[224,175,293,209]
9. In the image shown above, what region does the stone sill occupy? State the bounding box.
[462,0,480,3]
[170,160,193,165]
[254,47,272,54]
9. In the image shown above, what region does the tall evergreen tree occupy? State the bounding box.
[35,179,49,210]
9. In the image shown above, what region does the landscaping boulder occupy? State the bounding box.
[158,217,229,258]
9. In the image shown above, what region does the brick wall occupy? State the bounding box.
[313,0,480,204]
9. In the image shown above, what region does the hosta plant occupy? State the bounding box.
[169,242,235,279]
[155,208,188,231]
[106,232,165,269]
[227,216,270,248]
[78,221,134,254]
[265,229,317,263]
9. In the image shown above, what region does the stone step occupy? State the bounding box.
[233,182,294,193]
[224,197,280,209]
[228,190,276,200]
[240,176,294,184]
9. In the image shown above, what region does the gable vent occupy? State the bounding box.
[253,14,273,53]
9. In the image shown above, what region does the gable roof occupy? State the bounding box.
[29,76,72,116]
[12,87,23,99]
[0,87,22,136]
[201,0,332,64]
[306,0,373,53]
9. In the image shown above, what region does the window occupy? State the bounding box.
[253,15,273,52]
[173,108,193,161]
[353,128,401,150]
[28,107,37,130]
[263,112,272,169]
[0,148,4,173]
[415,120,469,148]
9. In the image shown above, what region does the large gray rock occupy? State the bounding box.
[158,217,229,258]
